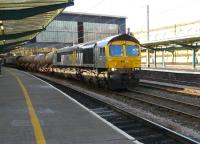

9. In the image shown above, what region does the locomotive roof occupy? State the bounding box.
[57,44,82,53]
[57,34,140,53]
[96,34,140,48]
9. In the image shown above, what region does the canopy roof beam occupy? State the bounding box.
[0,0,74,53]
[0,2,73,20]
[0,28,45,40]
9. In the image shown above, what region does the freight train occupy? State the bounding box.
[4,34,141,90]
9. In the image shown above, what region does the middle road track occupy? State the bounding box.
[119,89,200,121]
[139,80,200,97]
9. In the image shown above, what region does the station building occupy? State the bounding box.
[10,12,126,56]
[36,11,126,45]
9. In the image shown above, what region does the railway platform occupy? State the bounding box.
[142,67,200,74]
[137,67,200,87]
[0,67,138,144]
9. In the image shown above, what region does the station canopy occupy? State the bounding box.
[0,0,74,53]
[142,35,200,51]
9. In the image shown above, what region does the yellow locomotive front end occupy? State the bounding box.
[106,40,141,70]
[105,36,141,89]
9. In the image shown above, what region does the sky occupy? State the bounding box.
[65,0,200,32]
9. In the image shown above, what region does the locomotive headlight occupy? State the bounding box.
[111,68,116,71]
[133,67,141,71]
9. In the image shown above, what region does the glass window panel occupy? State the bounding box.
[109,45,123,56]
[102,47,105,56]
[126,45,139,56]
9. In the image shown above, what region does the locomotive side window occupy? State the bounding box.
[102,47,105,56]
[57,53,61,62]
[100,47,105,56]
[83,48,94,64]
[126,45,139,56]
[109,45,123,56]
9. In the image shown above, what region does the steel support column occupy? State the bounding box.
[146,49,150,67]
[154,50,157,68]
[162,50,165,68]
[192,48,196,69]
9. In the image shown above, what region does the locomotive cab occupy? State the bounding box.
[105,35,141,90]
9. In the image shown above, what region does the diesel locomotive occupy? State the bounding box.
[5,34,141,90]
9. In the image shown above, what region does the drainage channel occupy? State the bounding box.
[40,77,198,144]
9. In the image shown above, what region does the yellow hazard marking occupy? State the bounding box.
[9,70,46,144]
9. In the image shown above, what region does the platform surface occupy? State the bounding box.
[0,67,137,144]
[142,67,200,74]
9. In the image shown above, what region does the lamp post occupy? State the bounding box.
[146,5,150,68]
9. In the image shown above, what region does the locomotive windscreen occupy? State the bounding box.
[109,45,123,56]
[126,45,139,56]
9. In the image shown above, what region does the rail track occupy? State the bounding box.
[140,77,200,88]
[114,89,200,121]
[139,80,200,97]
[140,81,185,91]
[36,74,199,144]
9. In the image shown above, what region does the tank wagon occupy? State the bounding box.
[6,34,141,90]
[4,56,21,67]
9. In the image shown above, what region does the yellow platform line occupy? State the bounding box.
[9,70,46,144]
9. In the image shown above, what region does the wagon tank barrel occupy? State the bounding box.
[45,52,55,65]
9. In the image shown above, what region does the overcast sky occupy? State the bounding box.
[65,0,200,32]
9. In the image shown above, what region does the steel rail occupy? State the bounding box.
[114,90,200,120]
[139,82,200,97]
